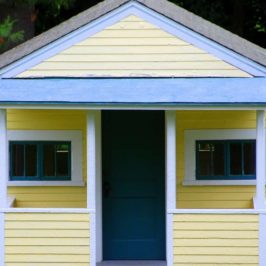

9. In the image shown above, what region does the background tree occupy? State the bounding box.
[0,0,265,54]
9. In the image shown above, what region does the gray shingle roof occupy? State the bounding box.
[0,0,265,70]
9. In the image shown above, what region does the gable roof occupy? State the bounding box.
[0,0,265,71]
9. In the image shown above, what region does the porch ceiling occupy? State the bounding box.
[0,78,266,107]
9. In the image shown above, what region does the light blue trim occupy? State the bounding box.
[0,1,265,78]
[1,78,266,105]
[259,214,266,266]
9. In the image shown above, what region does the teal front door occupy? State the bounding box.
[102,111,165,260]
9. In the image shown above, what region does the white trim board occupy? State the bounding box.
[184,129,257,186]
[7,130,84,186]
[0,2,265,78]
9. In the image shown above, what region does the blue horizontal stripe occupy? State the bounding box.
[0,78,266,105]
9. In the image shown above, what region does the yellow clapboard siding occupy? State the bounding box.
[173,222,257,231]
[46,53,219,62]
[5,213,90,264]
[173,239,258,247]
[5,254,90,263]
[173,255,258,264]
[176,110,257,209]
[6,221,89,229]
[6,246,89,254]
[18,69,249,77]
[77,37,187,46]
[5,262,90,266]
[173,214,259,265]
[5,229,90,238]
[6,238,90,246]
[177,201,253,209]
[173,230,258,239]
[18,15,250,77]
[174,247,258,255]
[30,61,236,70]
[5,213,89,221]
[172,214,259,222]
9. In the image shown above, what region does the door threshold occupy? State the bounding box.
[97,261,166,266]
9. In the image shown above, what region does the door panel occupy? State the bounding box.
[102,111,165,260]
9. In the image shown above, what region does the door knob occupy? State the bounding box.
[103,181,111,197]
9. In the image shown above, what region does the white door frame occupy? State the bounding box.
[88,110,176,265]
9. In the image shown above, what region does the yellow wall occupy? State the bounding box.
[7,110,87,208]
[173,214,259,265]
[5,212,90,265]
[17,15,250,78]
[176,111,256,209]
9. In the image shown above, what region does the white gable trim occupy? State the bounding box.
[1,1,265,78]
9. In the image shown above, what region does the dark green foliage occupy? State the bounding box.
[0,0,265,54]
[0,16,24,51]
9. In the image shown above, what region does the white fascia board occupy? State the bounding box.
[1,2,265,78]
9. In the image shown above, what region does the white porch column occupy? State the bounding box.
[165,111,176,266]
[0,109,8,266]
[87,110,102,266]
[254,110,266,209]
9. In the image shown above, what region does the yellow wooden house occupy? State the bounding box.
[0,0,266,265]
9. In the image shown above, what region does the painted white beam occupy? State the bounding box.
[165,111,176,266]
[166,111,176,210]
[0,109,7,266]
[0,110,7,208]
[87,110,101,266]
[254,110,266,209]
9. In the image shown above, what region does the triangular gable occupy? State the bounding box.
[1,1,265,78]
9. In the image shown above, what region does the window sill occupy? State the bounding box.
[183,180,256,186]
[7,180,85,187]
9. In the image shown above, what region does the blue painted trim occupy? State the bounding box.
[0,2,265,78]
[1,78,266,105]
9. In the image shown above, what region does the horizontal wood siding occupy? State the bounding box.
[173,214,259,265]
[5,213,90,265]
[17,15,250,78]
[7,110,87,208]
[176,111,256,209]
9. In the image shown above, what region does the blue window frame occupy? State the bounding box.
[196,140,256,180]
[9,141,71,181]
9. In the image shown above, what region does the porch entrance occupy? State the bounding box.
[102,111,165,260]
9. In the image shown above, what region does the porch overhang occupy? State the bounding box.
[0,77,266,108]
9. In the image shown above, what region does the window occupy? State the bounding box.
[184,129,257,185]
[196,140,256,180]
[7,130,83,186]
[10,141,71,181]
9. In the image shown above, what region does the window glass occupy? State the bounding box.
[198,142,225,176]
[43,144,55,176]
[243,142,256,175]
[25,144,37,176]
[230,143,242,175]
[55,144,70,176]
[12,144,24,176]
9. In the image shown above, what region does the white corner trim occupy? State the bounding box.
[184,129,256,186]
[7,130,83,186]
